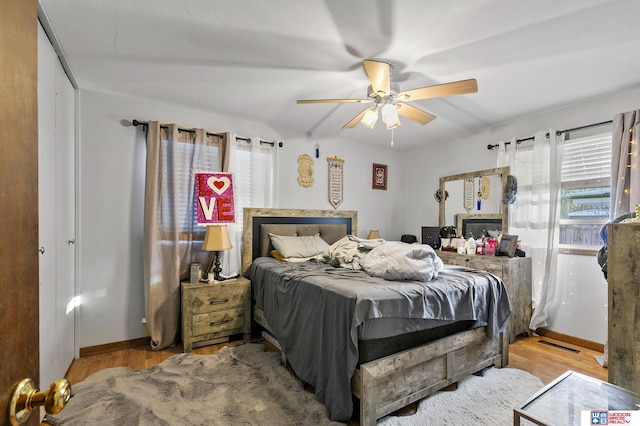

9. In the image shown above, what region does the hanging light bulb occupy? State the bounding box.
[360,106,379,129]
[381,103,400,130]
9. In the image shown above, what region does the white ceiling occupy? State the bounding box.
[39,0,640,150]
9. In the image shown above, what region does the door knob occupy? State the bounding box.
[9,378,71,425]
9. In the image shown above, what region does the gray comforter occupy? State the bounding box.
[250,257,511,422]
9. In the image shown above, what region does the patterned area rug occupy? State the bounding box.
[44,343,543,425]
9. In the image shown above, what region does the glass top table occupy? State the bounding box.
[514,370,640,426]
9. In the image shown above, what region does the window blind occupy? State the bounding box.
[158,137,220,233]
[561,134,611,183]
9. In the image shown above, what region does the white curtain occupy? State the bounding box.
[222,135,276,278]
[497,130,564,331]
[611,110,640,218]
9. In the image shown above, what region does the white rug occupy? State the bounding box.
[380,367,543,426]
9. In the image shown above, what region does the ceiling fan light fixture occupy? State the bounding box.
[382,103,400,130]
[298,60,477,131]
[361,107,379,129]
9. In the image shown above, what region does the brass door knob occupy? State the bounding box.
[9,378,71,425]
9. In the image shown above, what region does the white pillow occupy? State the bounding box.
[271,250,324,263]
[269,233,330,258]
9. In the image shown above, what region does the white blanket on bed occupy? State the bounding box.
[322,235,383,270]
[362,241,444,281]
[323,236,444,281]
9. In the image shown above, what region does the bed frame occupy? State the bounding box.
[242,208,509,425]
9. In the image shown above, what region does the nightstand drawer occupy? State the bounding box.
[189,287,246,315]
[192,308,246,336]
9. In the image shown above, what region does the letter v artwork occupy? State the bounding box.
[194,172,236,225]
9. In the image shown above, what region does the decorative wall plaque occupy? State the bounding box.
[327,156,344,209]
[464,178,474,213]
[194,172,235,224]
[297,154,314,187]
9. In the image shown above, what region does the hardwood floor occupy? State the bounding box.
[64,334,607,386]
[58,334,607,424]
[507,335,607,385]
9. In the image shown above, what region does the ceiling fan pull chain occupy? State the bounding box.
[390,128,395,148]
[315,143,319,158]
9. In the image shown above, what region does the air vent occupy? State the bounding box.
[538,339,580,354]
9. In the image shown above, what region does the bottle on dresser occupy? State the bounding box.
[466,235,476,255]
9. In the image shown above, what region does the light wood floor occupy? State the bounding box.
[64,334,607,386]
[57,334,607,425]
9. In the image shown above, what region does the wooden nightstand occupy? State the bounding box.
[181,276,251,353]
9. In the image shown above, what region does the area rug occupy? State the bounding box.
[44,343,543,425]
[378,367,543,425]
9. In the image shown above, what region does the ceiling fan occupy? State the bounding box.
[297,60,478,130]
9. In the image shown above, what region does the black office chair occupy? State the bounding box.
[400,234,417,244]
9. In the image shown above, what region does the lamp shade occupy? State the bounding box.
[202,225,233,251]
[361,107,379,129]
[381,103,400,130]
[367,229,380,239]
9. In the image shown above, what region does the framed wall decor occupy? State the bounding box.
[194,172,235,225]
[372,163,387,190]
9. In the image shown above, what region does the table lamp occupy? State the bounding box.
[367,229,380,239]
[202,225,233,281]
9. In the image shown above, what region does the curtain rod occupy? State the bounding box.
[131,119,280,147]
[486,119,613,150]
[132,119,224,139]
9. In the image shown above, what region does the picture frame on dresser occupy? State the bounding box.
[498,235,518,257]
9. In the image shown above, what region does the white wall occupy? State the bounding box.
[77,89,405,348]
[277,136,406,240]
[405,84,640,344]
[78,85,639,348]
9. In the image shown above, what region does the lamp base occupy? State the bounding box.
[211,251,223,281]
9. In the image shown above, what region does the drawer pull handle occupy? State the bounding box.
[210,319,230,327]
[209,298,229,305]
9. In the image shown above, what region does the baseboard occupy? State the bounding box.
[79,336,150,357]
[534,328,604,352]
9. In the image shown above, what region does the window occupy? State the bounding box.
[559,133,611,248]
[231,138,275,228]
[157,132,221,236]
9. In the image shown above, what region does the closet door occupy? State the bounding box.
[38,24,76,389]
[54,56,76,377]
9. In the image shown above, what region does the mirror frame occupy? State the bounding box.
[438,166,510,234]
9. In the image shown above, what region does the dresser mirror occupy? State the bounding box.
[438,167,510,238]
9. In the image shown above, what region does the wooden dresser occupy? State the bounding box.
[181,277,251,353]
[607,222,640,393]
[438,251,532,343]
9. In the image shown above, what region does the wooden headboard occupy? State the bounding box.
[241,208,358,277]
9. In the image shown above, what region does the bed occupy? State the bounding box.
[241,208,511,425]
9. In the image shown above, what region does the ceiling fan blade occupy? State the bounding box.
[363,60,390,97]
[297,98,371,104]
[398,79,478,101]
[395,103,436,126]
[342,108,370,129]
